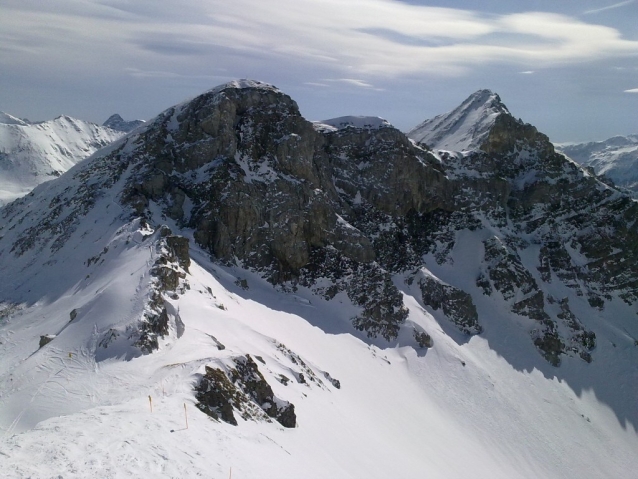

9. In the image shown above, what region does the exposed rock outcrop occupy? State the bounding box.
[416,270,482,335]
[195,355,296,428]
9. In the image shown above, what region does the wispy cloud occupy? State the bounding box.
[2,1,638,82]
[519,70,535,74]
[303,82,330,88]
[583,1,635,15]
[624,88,638,93]
[325,79,375,88]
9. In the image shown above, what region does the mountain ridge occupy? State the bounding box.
[0,80,637,478]
[0,114,124,205]
[558,133,638,194]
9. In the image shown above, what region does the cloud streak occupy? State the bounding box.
[583,1,635,15]
[2,0,638,82]
[624,88,638,93]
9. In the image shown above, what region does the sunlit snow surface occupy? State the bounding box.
[407,89,508,151]
[558,134,638,194]
[0,234,636,478]
[0,113,123,205]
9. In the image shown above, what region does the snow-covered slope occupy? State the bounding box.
[0,81,637,478]
[1,247,636,478]
[0,113,123,205]
[103,113,145,133]
[558,134,638,194]
[407,89,510,151]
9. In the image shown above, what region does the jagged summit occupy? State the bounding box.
[314,116,393,132]
[407,89,511,151]
[197,79,282,101]
[103,114,145,133]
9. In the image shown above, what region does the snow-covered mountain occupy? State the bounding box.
[407,89,510,151]
[1,80,637,478]
[103,113,145,133]
[557,134,638,194]
[0,113,124,205]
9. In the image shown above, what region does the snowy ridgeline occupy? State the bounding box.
[0,81,637,478]
[0,112,139,205]
[557,134,638,194]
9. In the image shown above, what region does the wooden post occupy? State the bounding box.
[148,395,153,413]
[184,403,189,429]
[229,467,232,479]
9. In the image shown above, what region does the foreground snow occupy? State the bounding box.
[0,243,636,478]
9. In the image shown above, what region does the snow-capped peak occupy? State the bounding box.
[407,89,510,151]
[0,111,29,126]
[0,114,125,205]
[558,133,638,194]
[313,115,392,132]
[206,79,281,96]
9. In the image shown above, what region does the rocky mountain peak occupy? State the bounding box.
[1,82,638,476]
[407,89,512,151]
[314,116,393,132]
[103,113,145,133]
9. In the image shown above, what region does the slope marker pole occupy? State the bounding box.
[148,395,153,413]
[184,403,189,429]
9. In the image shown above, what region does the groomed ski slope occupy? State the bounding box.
[1,234,636,479]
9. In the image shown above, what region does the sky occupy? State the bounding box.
[1,0,637,142]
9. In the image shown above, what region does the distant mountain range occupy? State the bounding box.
[0,113,143,205]
[557,135,638,194]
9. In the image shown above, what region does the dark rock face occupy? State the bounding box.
[115,83,638,362]
[413,328,434,348]
[195,366,242,425]
[417,272,482,335]
[195,355,296,428]
[120,82,449,341]
[103,114,145,133]
[136,229,189,353]
[39,335,55,348]
[230,355,296,428]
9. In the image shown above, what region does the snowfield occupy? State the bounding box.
[0,113,123,205]
[0,231,636,478]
